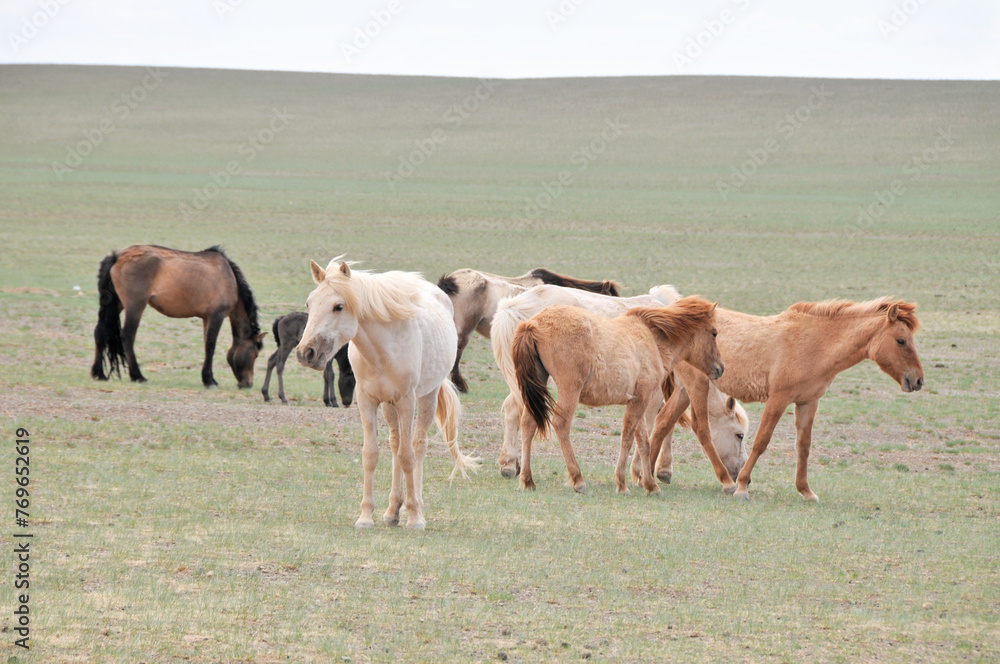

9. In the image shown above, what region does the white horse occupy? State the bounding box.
[491,284,749,484]
[297,257,480,530]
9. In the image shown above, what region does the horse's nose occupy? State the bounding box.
[914,376,924,391]
[298,346,317,366]
[713,362,725,380]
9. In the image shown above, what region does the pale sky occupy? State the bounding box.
[2,0,998,79]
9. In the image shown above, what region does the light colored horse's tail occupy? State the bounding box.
[511,320,555,438]
[491,299,530,401]
[436,380,482,481]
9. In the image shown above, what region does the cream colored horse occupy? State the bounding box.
[491,284,748,483]
[297,257,480,530]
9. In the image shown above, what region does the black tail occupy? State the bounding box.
[511,321,555,438]
[91,251,125,380]
[529,268,621,297]
[437,274,460,297]
[271,316,283,348]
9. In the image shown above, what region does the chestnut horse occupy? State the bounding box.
[512,297,724,495]
[491,283,748,483]
[296,257,480,530]
[91,245,265,388]
[437,268,620,392]
[645,298,924,501]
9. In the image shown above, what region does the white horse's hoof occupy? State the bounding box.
[406,519,426,531]
[355,519,374,529]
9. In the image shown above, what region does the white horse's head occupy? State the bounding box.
[297,258,359,371]
[708,385,749,481]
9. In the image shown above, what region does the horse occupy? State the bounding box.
[296,257,481,530]
[436,268,621,392]
[261,312,356,407]
[491,283,748,482]
[644,298,924,502]
[511,297,724,495]
[91,245,265,388]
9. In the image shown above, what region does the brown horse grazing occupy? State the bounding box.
[512,297,724,495]
[645,298,924,502]
[261,312,355,407]
[91,245,265,388]
[437,268,621,392]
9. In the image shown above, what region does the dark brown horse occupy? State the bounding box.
[261,311,355,407]
[91,245,265,388]
[437,268,621,392]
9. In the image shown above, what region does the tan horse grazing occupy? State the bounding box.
[512,297,724,495]
[646,298,924,502]
[91,245,266,388]
[437,268,621,392]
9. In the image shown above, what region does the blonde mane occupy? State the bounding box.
[325,268,425,323]
[787,297,920,332]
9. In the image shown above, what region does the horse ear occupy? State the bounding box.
[310,260,326,284]
[339,261,351,278]
[254,332,267,342]
[725,395,736,416]
[711,302,719,312]
[887,303,900,323]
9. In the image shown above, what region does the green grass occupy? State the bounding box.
[0,65,999,663]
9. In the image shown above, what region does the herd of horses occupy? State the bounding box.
[91,244,925,529]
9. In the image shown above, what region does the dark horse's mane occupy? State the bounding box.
[437,274,460,296]
[203,246,262,346]
[530,268,621,297]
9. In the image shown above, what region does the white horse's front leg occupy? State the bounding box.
[393,393,424,530]
[381,403,403,526]
[355,392,381,529]
[499,392,522,478]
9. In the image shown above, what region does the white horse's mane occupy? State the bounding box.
[324,259,426,323]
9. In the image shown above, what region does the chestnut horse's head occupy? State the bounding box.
[868,301,924,392]
[631,296,725,380]
[227,333,265,389]
[297,258,360,371]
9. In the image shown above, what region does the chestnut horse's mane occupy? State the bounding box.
[626,296,717,342]
[788,297,920,332]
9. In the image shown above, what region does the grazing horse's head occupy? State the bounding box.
[868,301,924,393]
[227,333,265,389]
[297,258,359,371]
[672,297,725,381]
[709,390,750,483]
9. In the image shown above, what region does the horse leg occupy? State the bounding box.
[274,343,291,404]
[644,386,690,484]
[553,391,586,493]
[686,373,738,494]
[793,400,821,502]
[323,359,338,407]
[519,409,540,491]
[121,302,147,383]
[734,397,791,500]
[355,392,381,528]
[201,310,227,388]
[499,392,522,478]
[411,391,438,520]
[381,403,403,525]
[451,325,474,394]
[335,345,355,407]
[615,401,648,494]
[261,350,279,402]
[392,394,424,530]
[631,394,664,483]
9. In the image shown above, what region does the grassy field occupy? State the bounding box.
[1,65,999,663]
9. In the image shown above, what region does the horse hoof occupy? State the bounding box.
[723,483,737,495]
[354,519,374,529]
[500,465,518,479]
[802,492,819,503]
[574,483,587,494]
[656,471,672,484]
[617,486,630,495]
[132,377,147,384]
[733,490,750,502]
[646,484,661,495]
[406,519,426,531]
[383,514,400,527]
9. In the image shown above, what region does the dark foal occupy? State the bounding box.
[261,312,355,407]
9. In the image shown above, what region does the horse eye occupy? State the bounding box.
[737,433,744,441]
[896,338,906,346]
[712,331,718,338]
[333,303,344,312]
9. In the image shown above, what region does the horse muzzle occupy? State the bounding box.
[296,344,326,371]
[902,373,924,393]
[711,362,725,381]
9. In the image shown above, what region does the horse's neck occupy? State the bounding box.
[350,318,405,367]
[809,315,882,378]
[228,300,252,339]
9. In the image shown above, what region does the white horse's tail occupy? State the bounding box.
[491,298,531,402]
[648,284,681,306]
[436,380,481,481]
